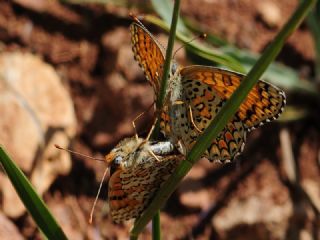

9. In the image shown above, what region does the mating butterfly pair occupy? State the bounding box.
[106,20,286,222]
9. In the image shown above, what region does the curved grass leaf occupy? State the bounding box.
[150,0,187,33]
[278,105,309,122]
[144,15,245,73]
[221,46,319,96]
[0,146,68,240]
[149,3,319,97]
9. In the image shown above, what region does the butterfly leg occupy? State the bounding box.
[132,101,155,140]
[188,105,203,133]
[137,113,158,150]
[147,149,161,161]
[172,139,187,156]
[145,116,157,141]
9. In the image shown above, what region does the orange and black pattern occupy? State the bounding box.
[107,138,182,222]
[130,22,165,98]
[180,66,286,131]
[108,155,181,222]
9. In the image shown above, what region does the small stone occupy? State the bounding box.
[0,212,24,240]
[180,189,211,210]
[0,52,76,217]
[257,2,282,28]
[102,27,129,52]
[117,45,143,82]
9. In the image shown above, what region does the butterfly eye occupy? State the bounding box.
[114,156,123,165]
[109,155,123,175]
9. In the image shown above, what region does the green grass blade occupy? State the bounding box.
[0,146,68,240]
[221,46,319,96]
[150,0,187,33]
[145,15,245,73]
[152,210,161,240]
[133,1,181,239]
[307,0,320,81]
[183,17,229,47]
[130,0,315,236]
[156,0,181,110]
[149,8,319,97]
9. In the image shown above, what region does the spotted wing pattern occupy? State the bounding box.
[130,22,165,98]
[162,77,246,162]
[180,66,286,130]
[106,137,182,223]
[108,154,181,223]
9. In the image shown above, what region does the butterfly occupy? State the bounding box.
[106,137,183,223]
[130,20,286,163]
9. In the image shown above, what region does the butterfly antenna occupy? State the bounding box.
[132,119,140,141]
[145,117,157,141]
[138,116,158,150]
[54,144,105,162]
[89,166,109,224]
[132,111,146,141]
[148,149,161,162]
[173,33,207,59]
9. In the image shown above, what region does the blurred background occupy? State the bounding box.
[0,0,319,239]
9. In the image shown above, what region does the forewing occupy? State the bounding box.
[130,22,165,98]
[180,66,286,130]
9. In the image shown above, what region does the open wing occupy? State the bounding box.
[130,22,166,98]
[180,66,286,130]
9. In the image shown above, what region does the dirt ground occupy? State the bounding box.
[0,0,319,239]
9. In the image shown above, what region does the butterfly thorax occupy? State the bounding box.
[106,137,179,171]
[167,61,183,102]
[106,137,149,170]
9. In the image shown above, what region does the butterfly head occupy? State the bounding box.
[105,137,147,172]
[171,61,178,75]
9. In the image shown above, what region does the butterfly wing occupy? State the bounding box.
[163,79,246,162]
[108,154,182,223]
[130,22,166,98]
[180,66,286,130]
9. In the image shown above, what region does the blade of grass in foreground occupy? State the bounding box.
[0,146,68,240]
[144,14,246,73]
[150,0,244,72]
[148,1,181,240]
[307,0,320,81]
[130,0,316,238]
